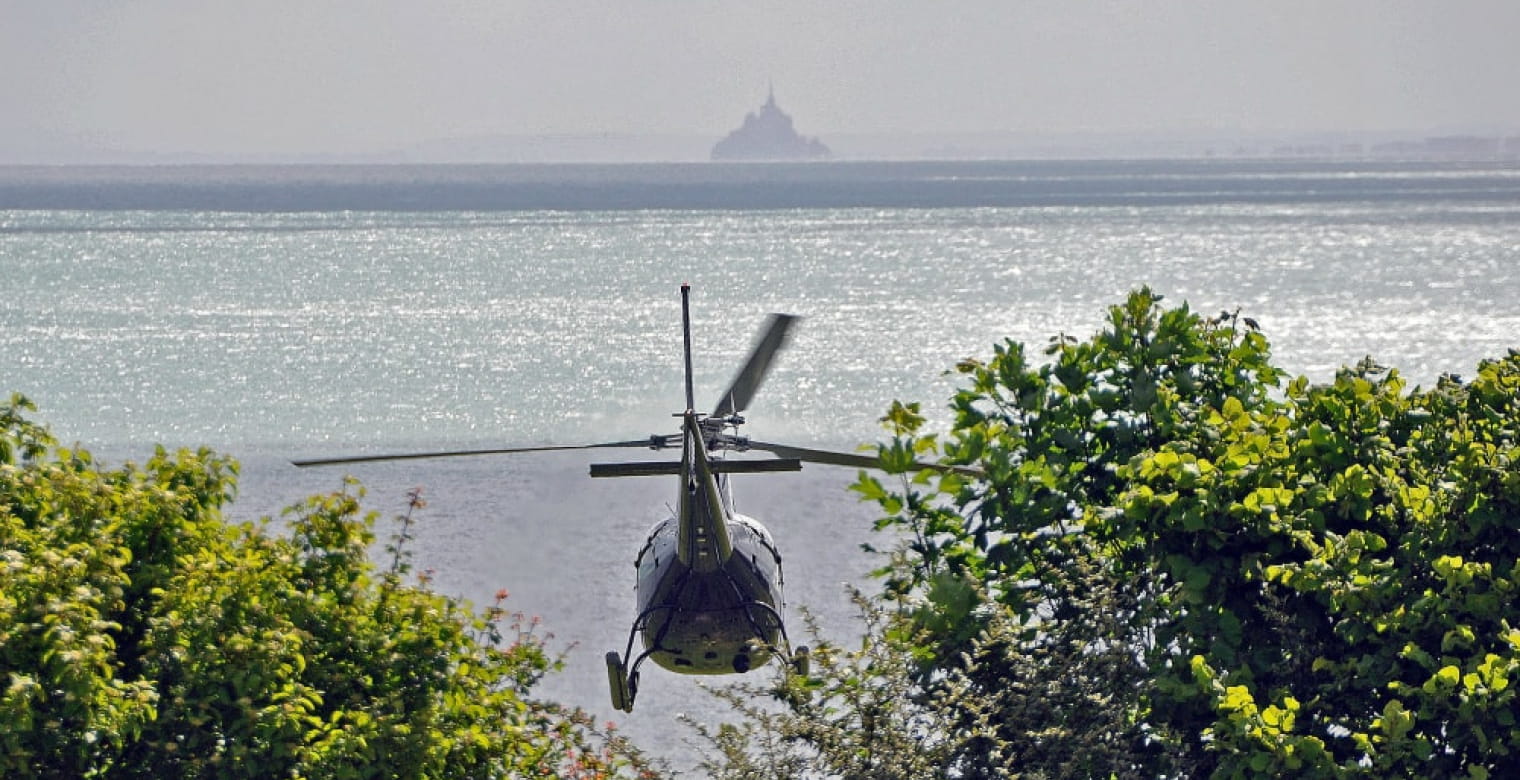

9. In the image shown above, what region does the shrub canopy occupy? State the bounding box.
[701,289,1520,779]
[0,395,653,779]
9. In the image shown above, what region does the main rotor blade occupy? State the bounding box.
[743,439,982,476]
[712,313,799,419]
[291,437,671,468]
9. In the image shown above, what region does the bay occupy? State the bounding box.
[2,160,1518,769]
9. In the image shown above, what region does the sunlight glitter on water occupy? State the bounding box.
[6,199,1519,451]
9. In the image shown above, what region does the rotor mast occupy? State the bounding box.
[681,283,696,414]
[677,285,732,571]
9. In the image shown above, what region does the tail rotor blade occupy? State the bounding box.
[291,437,673,468]
[713,313,799,419]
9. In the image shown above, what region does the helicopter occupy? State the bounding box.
[293,284,959,712]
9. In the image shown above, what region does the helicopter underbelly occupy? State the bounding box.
[633,515,786,675]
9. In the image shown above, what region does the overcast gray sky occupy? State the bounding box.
[4,1,1518,160]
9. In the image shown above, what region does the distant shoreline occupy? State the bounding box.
[7,129,1518,169]
[2,159,1517,213]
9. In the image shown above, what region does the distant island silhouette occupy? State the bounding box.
[711,89,830,161]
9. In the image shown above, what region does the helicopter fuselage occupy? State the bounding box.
[633,511,785,675]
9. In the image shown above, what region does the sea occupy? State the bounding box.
[3,159,1519,770]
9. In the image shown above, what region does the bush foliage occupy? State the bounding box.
[0,395,655,779]
[700,289,1520,778]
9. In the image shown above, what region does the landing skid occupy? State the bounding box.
[605,651,636,713]
[791,644,810,677]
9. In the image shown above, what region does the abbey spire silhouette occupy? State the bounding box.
[711,88,830,161]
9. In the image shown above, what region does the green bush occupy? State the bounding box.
[0,394,657,779]
[698,289,1520,778]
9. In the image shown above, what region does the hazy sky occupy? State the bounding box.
[4,1,1518,159]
